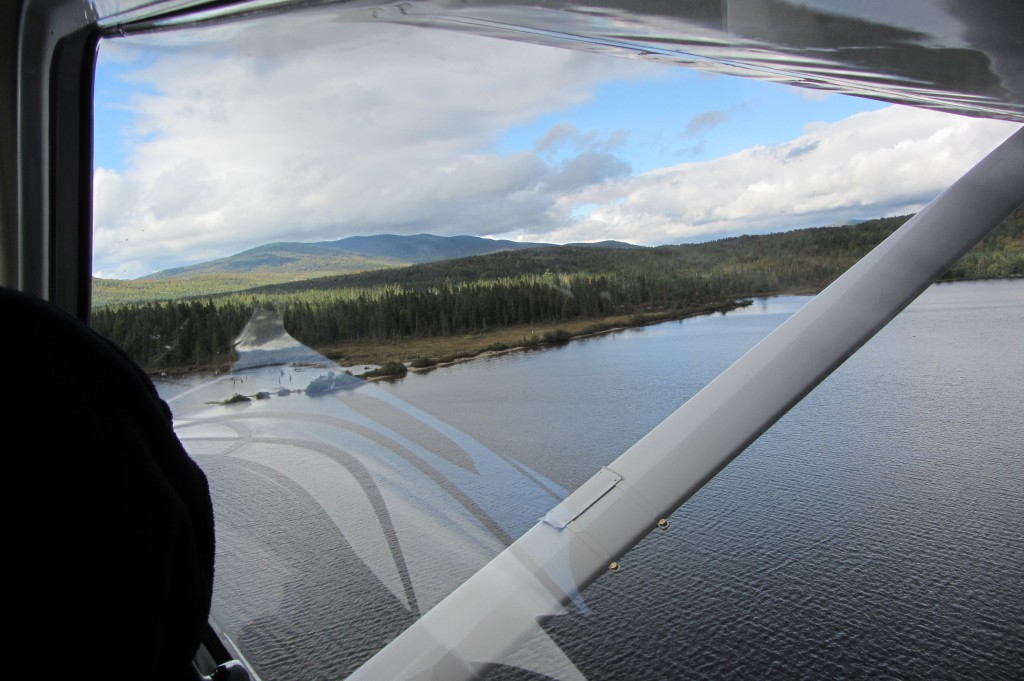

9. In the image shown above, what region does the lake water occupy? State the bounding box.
[160,279,1024,680]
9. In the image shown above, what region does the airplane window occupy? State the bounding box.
[90,6,1023,680]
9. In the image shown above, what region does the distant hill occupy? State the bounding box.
[91,210,1024,371]
[141,233,553,280]
[564,240,640,250]
[248,216,913,296]
[95,233,640,307]
[140,249,408,280]
[301,233,551,263]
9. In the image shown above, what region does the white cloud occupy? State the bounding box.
[94,14,653,277]
[93,13,1021,278]
[683,110,728,136]
[508,106,1020,245]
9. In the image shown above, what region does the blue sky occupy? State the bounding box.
[97,57,884,173]
[91,16,1019,279]
[494,73,885,170]
[93,53,160,172]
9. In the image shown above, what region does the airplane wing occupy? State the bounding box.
[92,0,1024,123]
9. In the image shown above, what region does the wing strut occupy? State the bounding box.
[346,127,1024,681]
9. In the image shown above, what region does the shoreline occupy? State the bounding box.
[151,298,759,379]
[144,277,1022,380]
[398,300,754,377]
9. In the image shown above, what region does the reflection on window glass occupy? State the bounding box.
[91,6,1023,680]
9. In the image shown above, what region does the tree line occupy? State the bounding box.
[91,211,1023,372]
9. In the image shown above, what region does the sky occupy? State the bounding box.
[92,12,1022,279]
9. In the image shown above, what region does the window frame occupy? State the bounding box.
[2,0,97,321]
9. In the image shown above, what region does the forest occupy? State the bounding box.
[92,211,1024,373]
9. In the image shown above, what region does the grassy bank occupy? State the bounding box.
[308,301,747,367]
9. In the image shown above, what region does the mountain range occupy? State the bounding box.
[141,233,638,280]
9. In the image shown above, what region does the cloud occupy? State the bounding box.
[683,110,728,136]
[543,150,631,192]
[93,14,651,277]
[534,123,629,157]
[93,13,1021,278]
[535,123,584,154]
[508,106,1020,245]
